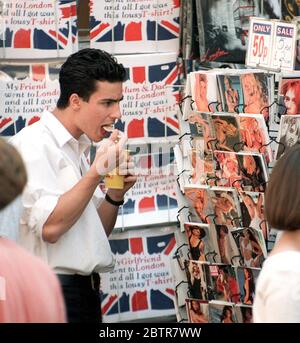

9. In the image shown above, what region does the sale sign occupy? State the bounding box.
[246,18,274,68]
[271,22,297,71]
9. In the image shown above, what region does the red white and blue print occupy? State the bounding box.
[0,0,77,58]
[101,227,177,322]
[0,64,60,137]
[115,53,180,140]
[90,0,180,53]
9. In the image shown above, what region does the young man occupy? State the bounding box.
[10,48,136,322]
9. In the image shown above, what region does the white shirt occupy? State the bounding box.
[253,251,300,323]
[10,111,115,275]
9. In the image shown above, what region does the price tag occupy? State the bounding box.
[270,22,297,71]
[246,18,274,68]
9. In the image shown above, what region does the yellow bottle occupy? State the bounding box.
[104,168,124,189]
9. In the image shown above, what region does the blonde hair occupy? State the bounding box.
[0,138,27,210]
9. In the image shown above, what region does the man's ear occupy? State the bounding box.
[69,93,81,111]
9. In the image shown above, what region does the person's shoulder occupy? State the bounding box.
[256,252,300,306]
[10,115,56,156]
[10,120,43,148]
[265,251,300,269]
[258,251,300,286]
[0,238,59,283]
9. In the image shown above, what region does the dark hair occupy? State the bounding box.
[240,201,251,226]
[190,225,206,239]
[224,75,232,87]
[220,306,233,322]
[265,145,300,230]
[199,73,207,83]
[241,306,252,322]
[190,300,201,313]
[217,225,228,237]
[243,228,258,244]
[57,48,126,108]
[0,138,27,210]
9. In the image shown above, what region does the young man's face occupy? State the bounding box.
[77,80,123,142]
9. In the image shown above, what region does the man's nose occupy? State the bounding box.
[111,104,121,120]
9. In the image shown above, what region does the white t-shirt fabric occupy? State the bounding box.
[253,250,300,323]
[10,111,115,275]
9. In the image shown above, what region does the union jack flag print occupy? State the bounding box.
[0,0,77,59]
[122,192,178,216]
[0,63,60,137]
[101,228,177,322]
[90,0,180,53]
[115,142,178,228]
[0,115,40,136]
[115,53,180,140]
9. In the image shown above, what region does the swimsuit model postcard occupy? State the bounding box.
[184,185,212,224]
[190,72,219,113]
[238,114,273,163]
[211,113,241,152]
[240,72,270,121]
[217,74,243,113]
[185,299,209,324]
[189,148,215,185]
[188,111,215,149]
[231,227,267,269]
[204,264,240,304]
[214,151,269,192]
[236,266,261,306]
[235,152,269,192]
[276,115,300,160]
[215,224,240,266]
[214,151,242,188]
[238,190,269,240]
[184,222,219,264]
[209,302,238,324]
[208,187,241,228]
[235,304,253,323]
[185,260,208,300]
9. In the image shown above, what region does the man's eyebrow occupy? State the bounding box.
[100,96,124,102]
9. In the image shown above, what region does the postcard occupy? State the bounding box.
[184,222,219,263]
[186,299,209,323]
[231,227,267,268]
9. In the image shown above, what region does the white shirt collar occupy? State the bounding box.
[41,110,91,156]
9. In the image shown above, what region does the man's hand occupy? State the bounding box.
[106,152,137,200]
[90,130,127,178]
[98,152,137,236]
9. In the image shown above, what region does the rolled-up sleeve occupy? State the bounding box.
[21,190,60,238]
[20,162,79,238]
[11,131,78,240]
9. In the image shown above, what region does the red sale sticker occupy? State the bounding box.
[246,18,274,68]
[271,22,297,71]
